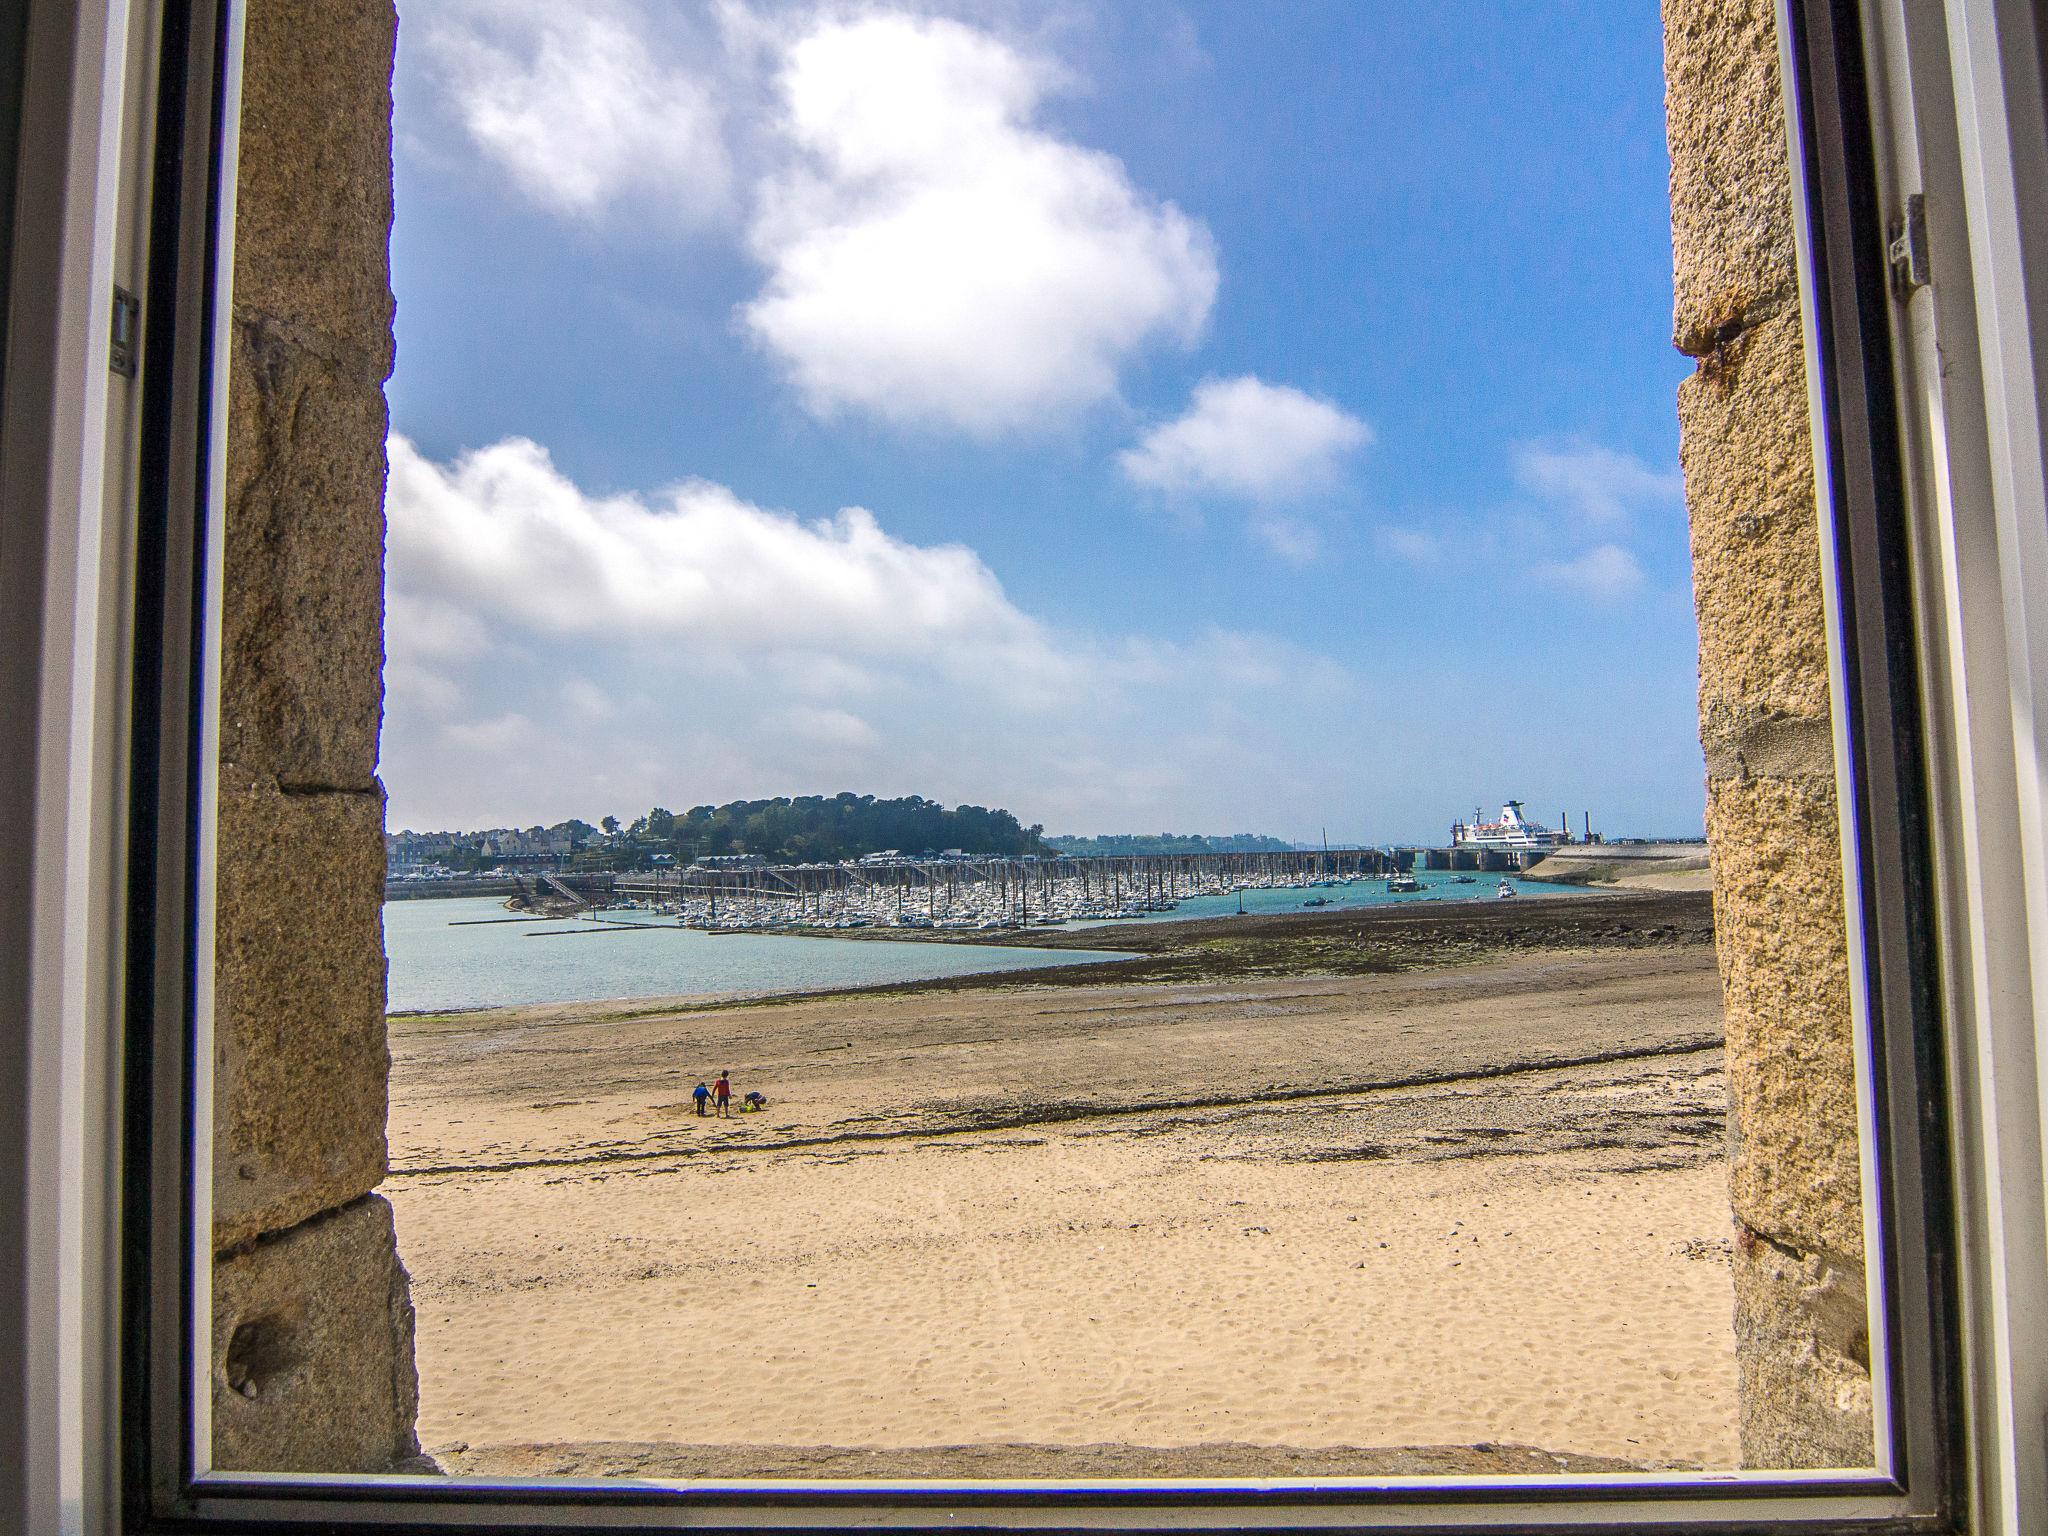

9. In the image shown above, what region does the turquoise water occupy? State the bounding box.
[1072,869,1579,927]
[383,897,1133,1013]
[386,874,1582,1013]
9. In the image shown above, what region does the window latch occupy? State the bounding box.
[1888,193,1930,297]
[110,286,139,378]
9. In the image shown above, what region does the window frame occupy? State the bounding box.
[99,0,2001,1530]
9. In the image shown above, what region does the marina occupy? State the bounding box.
[386,868,1589,1014]
[595,850,1554,933]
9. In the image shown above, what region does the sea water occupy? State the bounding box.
[387,874,1582,1013]
[1079,868,1577,927]
[383,896,1133,1013]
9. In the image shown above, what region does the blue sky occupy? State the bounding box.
[382,0,1702,844]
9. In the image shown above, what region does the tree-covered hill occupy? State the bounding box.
[392,796,1052,872]
[615,794,1051,865]
[392,803,1311,874]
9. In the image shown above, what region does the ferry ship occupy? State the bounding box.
[1451,800,1570,853]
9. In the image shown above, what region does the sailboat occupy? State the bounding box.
[1309,827,1341,887]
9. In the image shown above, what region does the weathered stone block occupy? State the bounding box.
[1681,305,1832,725]
[222,316,387,792]
[1732,1226,1875,1468]
[1709,774,1864,1262]
[213,1195,421,1473]
[1700,704,1837,783]
[1662,0,1799,352]
[233,0,397,381]
[214,775,389,1253]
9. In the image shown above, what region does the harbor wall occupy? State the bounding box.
[1663,0,1872,1467]
[384,873,617,902]
[1420,846,1569,873]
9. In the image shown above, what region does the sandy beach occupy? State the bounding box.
[385,894,1739,1477]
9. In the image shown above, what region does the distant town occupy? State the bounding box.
[385,794,1298,882]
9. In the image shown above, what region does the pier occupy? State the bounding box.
[1416,845,1549,873]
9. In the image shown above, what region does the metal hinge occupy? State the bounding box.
[1888,193,1930,297]
[110,286,139,377]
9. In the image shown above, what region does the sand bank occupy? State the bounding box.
[386,929,1738,1474]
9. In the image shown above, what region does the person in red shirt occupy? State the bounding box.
[713,1071,732,1117]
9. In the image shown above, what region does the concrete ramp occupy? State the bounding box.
[541,872,591,908]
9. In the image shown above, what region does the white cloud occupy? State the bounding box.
[384,660,463,717]
[385,590,490,660]
[1111,628,1351,695]
[779,705,879,749]
[386,619,1362,837]
[379,435,1372,835]
[425,2,732,224]
[1514,441,1682,527]
[1376,441,1676,601]
[742,11,1217,433]
[1120,376,1370,501]
[416,6,1216,433]
[1251,516,1322,565]
[443,712,538,754]
[559,678,616,722]
[1375,526,1449,565]
[386,434,1057,679]
[1534,543,1647,600]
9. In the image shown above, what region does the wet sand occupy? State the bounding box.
[386,899,1738,1477]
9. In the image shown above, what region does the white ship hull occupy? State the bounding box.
[1450,800,1567,854]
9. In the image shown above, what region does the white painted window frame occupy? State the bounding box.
[5,0,2047,1531]
[1845,3,2048,1534]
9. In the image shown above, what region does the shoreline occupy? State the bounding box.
[387,939,1736,1467]
[388,889,1712,1026]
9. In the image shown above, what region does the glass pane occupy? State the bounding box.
[205,0,1884,1486]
